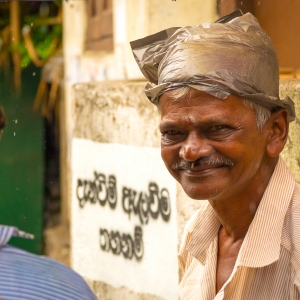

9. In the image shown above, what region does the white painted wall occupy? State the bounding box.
[71,140,178,300]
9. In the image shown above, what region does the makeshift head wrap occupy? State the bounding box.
[130,10,295,121]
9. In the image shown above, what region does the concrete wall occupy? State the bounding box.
[71,81,199,299]
[280,79,300,183]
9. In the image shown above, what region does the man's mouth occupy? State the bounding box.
[171,157,233,172]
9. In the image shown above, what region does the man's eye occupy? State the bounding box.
[161,130,184,142]
[209,125,229,132]
[162,130,182,136]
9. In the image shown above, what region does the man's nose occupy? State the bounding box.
[179,133,213,162]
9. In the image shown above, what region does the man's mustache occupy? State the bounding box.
[171,156,234,170]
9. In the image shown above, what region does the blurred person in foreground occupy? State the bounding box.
[0,108,97,300]
[131,10,300,299]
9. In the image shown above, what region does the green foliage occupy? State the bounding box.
[10,43,31,68]
[31,24,62,59]
[11,3,62,69]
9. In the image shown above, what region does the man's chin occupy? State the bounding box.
[181,183,227,201]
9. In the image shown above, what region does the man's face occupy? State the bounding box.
[159,89,271,201]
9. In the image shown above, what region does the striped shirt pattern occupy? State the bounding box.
[0,225,97,300]
[178,157,300,299]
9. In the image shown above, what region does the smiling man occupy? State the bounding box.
[131,10,300,300]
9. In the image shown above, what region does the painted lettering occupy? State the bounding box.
[122,182,171,224]
[99,226,144,261]
[76,172,117,209]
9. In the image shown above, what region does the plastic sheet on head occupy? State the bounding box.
[130,10,295,121]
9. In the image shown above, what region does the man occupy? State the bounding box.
[131,10,300,299]
[0,109,97,299]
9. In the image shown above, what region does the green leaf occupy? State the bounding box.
[10,43,27,56]
[21,54,31,69]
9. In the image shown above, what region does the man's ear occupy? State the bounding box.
[265,109,289,157]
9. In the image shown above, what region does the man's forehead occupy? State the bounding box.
[158,89,220,111]
[159,89,246,111]
[164,89,220,100]
[159,91,255,124]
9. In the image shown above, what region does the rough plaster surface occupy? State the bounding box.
[73,82,200,262]
[280,80,300,183]
[44,224,70,267]
[73,81,160,147]
[85,279,164,300]
[72,82,185,299]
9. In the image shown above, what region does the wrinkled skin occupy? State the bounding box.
[159,90,284,203]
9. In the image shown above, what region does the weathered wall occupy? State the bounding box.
[72,81,200,237]
[280,79,300,183]
[72,80,199,274]
[73,81,160,147]
[71,81,191,300]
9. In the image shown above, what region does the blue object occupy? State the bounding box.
[0,225,97,300]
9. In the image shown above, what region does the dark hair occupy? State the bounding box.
[0,107,6,130]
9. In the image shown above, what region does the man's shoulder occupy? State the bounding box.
[0,245,97,300]
[284,181,300,290]
[284,180,300,225]
[279,180,300,275]
[292,181,300,204]
[285,180,300,222]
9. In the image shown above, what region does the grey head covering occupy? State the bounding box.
[130,10,295,121]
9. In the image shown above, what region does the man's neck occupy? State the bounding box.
[208,158,278,241]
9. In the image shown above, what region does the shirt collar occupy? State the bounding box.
[179,157,295,268]
[188,204,220,264]
[237,157,295,267]
[0,225,34,249]
[178,201,220,266]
